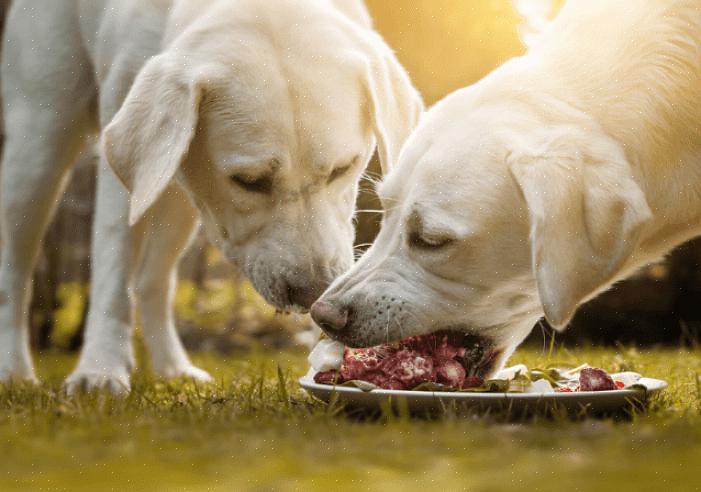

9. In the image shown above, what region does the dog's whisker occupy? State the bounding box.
[393,317,406,341]
[361,170,383,181]
[385,309,392,344]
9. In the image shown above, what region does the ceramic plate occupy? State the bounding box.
[299,375,668,414]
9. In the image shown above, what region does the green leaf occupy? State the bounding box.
[340,380,378,392]
[458,379,510,393]
[411,382,456,392]
[529,368,566,385]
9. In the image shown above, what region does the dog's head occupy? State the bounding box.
[312,82,651,377]
[102,1,422,311]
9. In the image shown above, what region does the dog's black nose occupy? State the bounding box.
[310,300,349,334]
[287,282,327,310]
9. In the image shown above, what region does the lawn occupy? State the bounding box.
[0,345,699,491]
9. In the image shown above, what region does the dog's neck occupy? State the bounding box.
[524,0,701,270]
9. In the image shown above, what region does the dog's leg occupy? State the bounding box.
[134,185,211,382]
[0,125,93,383]
[64,63,149,395]
[64,161,143,395]
[0,3,96,382]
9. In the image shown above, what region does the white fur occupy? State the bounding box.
[0,0,422,392]
[316,0,701,375]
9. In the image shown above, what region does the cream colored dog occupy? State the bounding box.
[0,0,422,392]
[312,0,700,377]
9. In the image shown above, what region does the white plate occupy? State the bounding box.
[299,376,668,414]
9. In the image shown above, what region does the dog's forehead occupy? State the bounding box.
[290,74,369,170]
[186,5,376,172]
[381,138,494,202]
[202,66,369,175]
[378,129,518,238]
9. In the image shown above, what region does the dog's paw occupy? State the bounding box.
[64,367,131,396]
[0,368,39,385]
[0,358,39,384]
[156,363,213,383]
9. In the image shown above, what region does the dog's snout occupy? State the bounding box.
[287,282,327,310]
[310,300,349,334]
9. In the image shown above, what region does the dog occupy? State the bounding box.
[311,0,700,378]
[0,0,422,392]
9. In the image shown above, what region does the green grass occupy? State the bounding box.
[0,346,699,491]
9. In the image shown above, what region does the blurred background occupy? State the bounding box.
[1,0,699,354]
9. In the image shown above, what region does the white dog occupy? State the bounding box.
[312,0,700,377]
[0,0,422,392]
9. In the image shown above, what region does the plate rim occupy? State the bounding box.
[298,376,668,400]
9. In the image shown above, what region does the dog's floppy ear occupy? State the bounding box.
[102,54,205,225]
[509,126,652,329]
[363,46,424,174]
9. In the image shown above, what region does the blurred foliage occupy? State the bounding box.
[52,283,89,349]
[46,275,314,354]
[173,278,314,353]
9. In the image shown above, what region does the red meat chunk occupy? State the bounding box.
[315,331,484,390]
[461,376,485,389]
[579,368,616,391]
[340,347,388,381]
[381,349,436,389]
[402,332,467,360]
[436,359,467,387]
[314,370,340,385]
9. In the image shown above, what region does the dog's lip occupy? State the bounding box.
[468,346,503,379]
[286,305,311,315]
[442,329,501,378]
[274,299,310,315]
[280,290,312,314]
[275,307,309,315]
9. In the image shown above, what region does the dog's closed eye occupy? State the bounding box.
[230,174,273,194]
[406,211,456,251]
[328,165,352,183]
[408,231,455,250]
[328,155,361,184]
